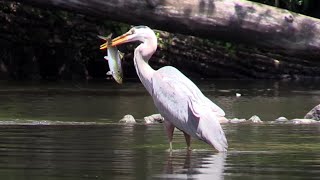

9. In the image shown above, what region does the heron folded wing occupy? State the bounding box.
[189,96,225,119]
[204,97,225,117]
[188,98,203,119]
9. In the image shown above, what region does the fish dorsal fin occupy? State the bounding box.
[118,51,124,59]
[103,56,109,61]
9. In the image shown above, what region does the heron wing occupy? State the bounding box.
[153,66,225,117]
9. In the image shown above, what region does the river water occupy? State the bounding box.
[0,80,319,179]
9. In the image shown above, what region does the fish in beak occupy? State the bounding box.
[98,33,124,84]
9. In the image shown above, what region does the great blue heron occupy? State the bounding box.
[100,26,228,152]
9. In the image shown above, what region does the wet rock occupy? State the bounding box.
[229,118,246,123]
[119,114,136,124]
[144,114,164,124]
[219,117,229,124]
[291,119,318,124]
[304,104,320,120]
[248,115,263,123]
[275,116,288,122]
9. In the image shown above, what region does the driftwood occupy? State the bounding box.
[6,0,320,60]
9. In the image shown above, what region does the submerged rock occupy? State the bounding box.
[229,118,246,123]
[119,114,136,124]
[291,119,318,124]
[304,104,320,120]
[248,115,263,123]
[275,116,288,123]
[144,114,164,124]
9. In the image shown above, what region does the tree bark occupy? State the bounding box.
[6,0,320,60]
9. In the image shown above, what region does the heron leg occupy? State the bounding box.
[164,120,175,151]
[183,131,191,151]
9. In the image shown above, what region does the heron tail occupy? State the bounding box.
[188,99,228,152]
[197,112,228,152]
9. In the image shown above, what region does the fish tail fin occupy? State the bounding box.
[98,33,113,42]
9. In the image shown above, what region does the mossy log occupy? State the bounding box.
[7,0,320,60]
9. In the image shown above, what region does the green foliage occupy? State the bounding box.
[154,30,173,49]
[224,42,237,57]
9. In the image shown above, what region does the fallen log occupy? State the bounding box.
[6,0,320,60]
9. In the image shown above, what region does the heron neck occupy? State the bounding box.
[134,43,156,95]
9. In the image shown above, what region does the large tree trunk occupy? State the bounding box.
[7,0,320,60]
[1,1,320,80]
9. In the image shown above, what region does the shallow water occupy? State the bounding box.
[0,80,319,179]
[0,80,320,122]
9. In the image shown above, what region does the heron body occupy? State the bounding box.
[100,26,228,152]
[152,67,228,152]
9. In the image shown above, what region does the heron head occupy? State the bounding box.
[100,26,155,50]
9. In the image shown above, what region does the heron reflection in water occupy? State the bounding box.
[100,26,228,152]
[162,151,226,179]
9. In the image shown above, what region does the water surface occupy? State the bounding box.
[0,80,319,179]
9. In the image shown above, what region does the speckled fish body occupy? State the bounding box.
[105,46,124,84]
[98,34,124,84]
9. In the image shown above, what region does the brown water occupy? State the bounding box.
[0,80,319,179]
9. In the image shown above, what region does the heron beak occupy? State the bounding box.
[100,32,130,50]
